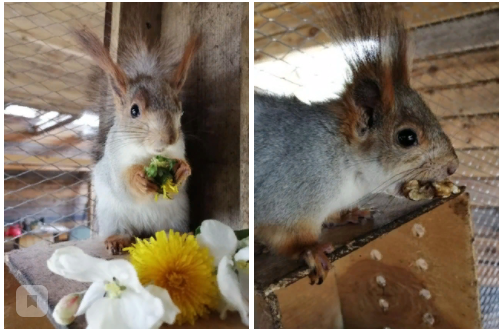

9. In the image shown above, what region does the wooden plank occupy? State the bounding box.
[240,4,250,228]
[411,47,499,89]
[420,81,498,117]
[4,154,92,169]
[413,11,499,59]
[439,114,498,150]
[162,3,247,230]
[332,194,480,328]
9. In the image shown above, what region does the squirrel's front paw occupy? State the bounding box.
[174,160,191,185]
[130,166,159,196]
[105,235,134,255]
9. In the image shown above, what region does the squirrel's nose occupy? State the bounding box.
[447,159,459,176]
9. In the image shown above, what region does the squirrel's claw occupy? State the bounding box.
[174,161,191,185]
[105,235,134,255]
[323,208,374,229]
[133,170,159,195]
[302,243,334,285]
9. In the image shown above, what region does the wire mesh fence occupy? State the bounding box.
[254,2,498,329]
[4,3,110,251]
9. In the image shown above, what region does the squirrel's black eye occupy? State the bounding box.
[397,129,418,148]
[130,104,140,118]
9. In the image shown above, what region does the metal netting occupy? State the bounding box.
[4,3,110,251]
[254,2,498,328]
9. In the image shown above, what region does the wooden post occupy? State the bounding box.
[161,3,248,230]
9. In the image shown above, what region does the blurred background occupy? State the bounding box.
[254,2,498,328]
[4,3,106,250]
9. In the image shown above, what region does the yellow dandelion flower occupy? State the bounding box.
[124,230,219,325]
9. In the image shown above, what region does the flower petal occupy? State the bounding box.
[75,281,105,316]
[47,246,110,283]
[117,289,164,329]
[85,298,128,329]
[196,220,238,266]
[53,292,85,326]
[234,246,249,262]
[145,285,180,326]
[104,259,144,293]
[217,256,249,327]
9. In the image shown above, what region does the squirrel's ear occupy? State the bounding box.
[170,34,201,94]
[73,28,128,101]
[353,78,380,135]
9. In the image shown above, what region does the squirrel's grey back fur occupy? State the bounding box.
[255,93,350,225]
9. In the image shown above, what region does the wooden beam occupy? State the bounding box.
[413,10,499,59]
[411,47,498,90]
[162,3,247,230]
[240,3,250,228]
[4,154,92,170]
[420,81,498,117]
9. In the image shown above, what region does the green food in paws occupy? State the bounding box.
[144,156,178,200]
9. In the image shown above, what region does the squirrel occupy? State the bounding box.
[74,28,200,254]
[254,3,459,284]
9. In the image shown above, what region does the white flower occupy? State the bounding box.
[47,246,179,329]
[196,220,249,326]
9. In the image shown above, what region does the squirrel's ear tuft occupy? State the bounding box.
[73,28,128,101]
[170,34,201,94]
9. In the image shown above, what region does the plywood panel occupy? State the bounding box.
[333,194,480,328]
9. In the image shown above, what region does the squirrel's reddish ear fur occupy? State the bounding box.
[73,28,128,100]
[170,34,201,93]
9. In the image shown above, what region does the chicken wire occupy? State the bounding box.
[254,2,498,329]
[4,3,111,251]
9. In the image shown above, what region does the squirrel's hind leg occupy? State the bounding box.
[256,222,334,284]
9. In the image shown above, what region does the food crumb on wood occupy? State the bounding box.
[423,312,435,326]
[419,288,432,300]
[416,258,429,271]
[412,223,426,238]
[371,249,383,261]
[379,298,389,312]
[376,275,386,287]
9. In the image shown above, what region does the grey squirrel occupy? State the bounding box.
[254,3,459,284]
[74,28,199,254]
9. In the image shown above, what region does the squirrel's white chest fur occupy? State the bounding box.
[92,129,189,238]
[319,162,388,222]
